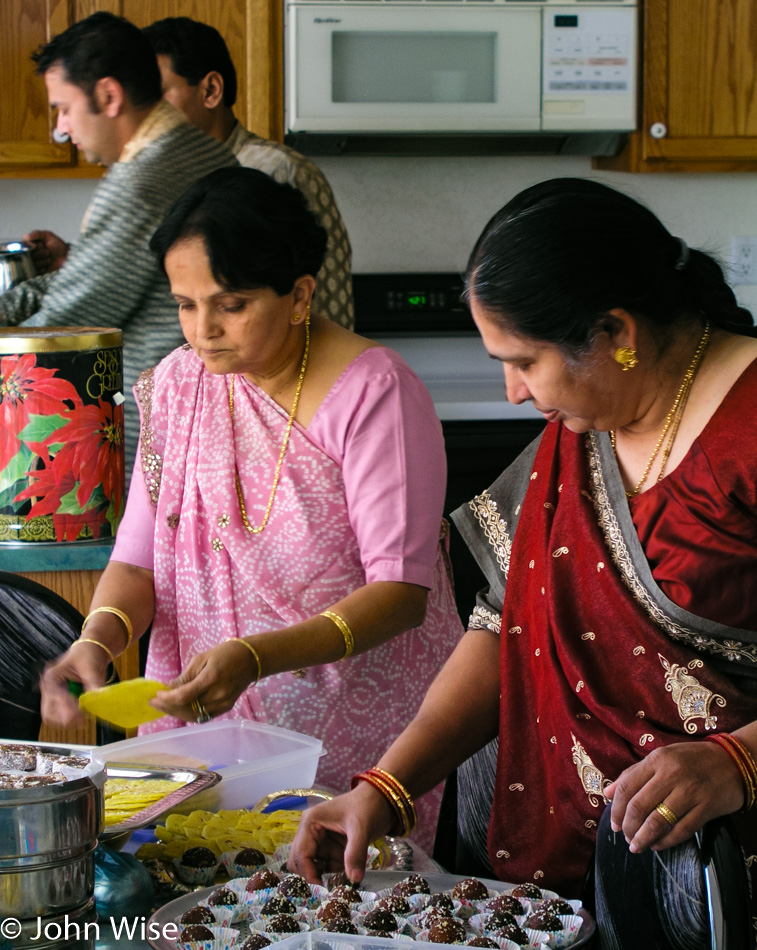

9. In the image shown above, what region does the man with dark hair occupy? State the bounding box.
[143,16,354,330]
[0,12,237,477]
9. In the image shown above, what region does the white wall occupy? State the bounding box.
[3,155,757,311]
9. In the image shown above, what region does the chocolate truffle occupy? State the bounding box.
[511,883,542,899]
[266,914,300,933]
[322,919,358,934]
[246,869,281,891]
[524,910,563,932]
[486,895,524,916]
[180,925,215,942]
[261,896,297,916]
[494,923,529,946]
[316,898,351,922]
[467,938,498,948]
[240,936,272,950]
[392,874,430,897]
[363,909,397,933]
[235,848,266,867]
[180,847,217,869]
[428,918,467,944]
[277,873,311,899]
[542,897,573,916]
[367,932,392,939]
[452,878,489,901]
[418,906,452,929]
[377,895,411,915]
[179,906,215,926]
[484,911,517,930]
[330,884,362,903]
[207,886,238,907]
[427,893,455,912]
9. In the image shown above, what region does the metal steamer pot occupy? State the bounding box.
[0,241,36,294]
[0,746,105,936]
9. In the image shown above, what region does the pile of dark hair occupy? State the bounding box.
[465,178,754,353]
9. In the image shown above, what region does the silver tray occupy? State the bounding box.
[147,870,595,950]
[100,762,220,839]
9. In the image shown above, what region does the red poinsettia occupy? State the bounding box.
[0,352,80,472]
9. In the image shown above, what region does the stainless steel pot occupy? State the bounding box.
[0,744,105,920]
[0,241,36,294]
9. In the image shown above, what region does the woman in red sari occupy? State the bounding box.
[288,179,757,947]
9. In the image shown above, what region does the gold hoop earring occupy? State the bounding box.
[614,347,638,371]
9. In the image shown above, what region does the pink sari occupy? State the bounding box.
[134,347,463,846]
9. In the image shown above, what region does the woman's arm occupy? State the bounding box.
[286,627,501,884]
[39,559,155,727]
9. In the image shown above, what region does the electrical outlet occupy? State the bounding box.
[730,236,757,285]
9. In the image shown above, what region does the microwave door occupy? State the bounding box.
[286,6,542,134]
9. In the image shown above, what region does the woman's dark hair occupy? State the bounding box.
[464,177,754,354]
[32,12,161,109]
[150,167,328,295]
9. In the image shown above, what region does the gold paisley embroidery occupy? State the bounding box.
[576,713,592,720]
[585,820,598,829]
[746,855,757,867]
[597,562,605,571]
[535,648,541,656]
[571,734,611,807]
[587,432,757,665]
[469,605,502,635]
[530,472,538,481]
[639,733,655,746]
[544,502,554,510]
[541,587,546,595]
[558,484,563,493]
[509,625,523,635]
[636,710,645,718]
[135,366,162,505]
[509,783,525,792]
[576,680,585,692]
[496,849,510,859]
[659,654,726,733]
[582,632,596,641]
[469,490,512,579]
[550,736,557,744]
[550,807,555,814]
[633,646,646,656]
[534,870,544,880]
[529,560,535,569]
[552,546,569,557]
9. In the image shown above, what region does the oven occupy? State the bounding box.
[354,273,545,623]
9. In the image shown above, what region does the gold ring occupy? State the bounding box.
[190,699,212,723]
[655,801,678,826]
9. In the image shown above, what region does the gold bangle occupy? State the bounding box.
[320,610,355,658]
[225,638,262,684]
[82,606,133,651]
[351,771,409,836]
[369,767,418,831]
[70,638,117,684]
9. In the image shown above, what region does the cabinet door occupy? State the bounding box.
[0,0,78,167]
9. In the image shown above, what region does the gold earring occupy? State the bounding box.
[292,312,302,324]
[614,347,638,371]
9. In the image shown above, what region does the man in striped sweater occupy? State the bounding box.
[0,12,237,480]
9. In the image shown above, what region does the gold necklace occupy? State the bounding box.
[611,322,710,499]
[229,314,310,534]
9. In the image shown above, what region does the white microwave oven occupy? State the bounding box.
[284,0,638,139]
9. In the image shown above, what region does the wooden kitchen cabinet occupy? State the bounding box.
[0,0,282,179]
[597,0,757,173]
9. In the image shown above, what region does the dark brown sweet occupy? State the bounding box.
[392,874,430,897]
[180,847,217,869]
[261,896,296,916]
[377,895,411,915]
[542,897,574,916]
[0,744,37,771]
[467,938,498,949]
[316,898,351,922]
[55,754,90,769]
[427,893,455,912]
[266,914,300,933]
[428,918,467,944]
[240,936,272,950]
[179,906,215,926]
[524,910,563,932]
[330,884,362,903]
[277,873,311,899]
[511,883,542,900]
[367,932,392,939]
[486,895,524,916]
[418,906,452,929]
[180,925,215,942]
[494,923,529,946]
[484,911,517,930]
[322,919,358,934]
[234,848,266,867]
[363,909,397,933]
[21,775,59,787]
[452,878,489,901]
[246,869,281,891]
[207,886,238,907]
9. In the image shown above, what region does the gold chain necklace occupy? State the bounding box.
[229,313,310,534]
[611,322,710,499]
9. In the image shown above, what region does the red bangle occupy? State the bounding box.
[352,771,408,836]
[704,734,756,810]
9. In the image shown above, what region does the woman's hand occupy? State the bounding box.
[23,230,69,273]
[287,782,398,885]
[40,642,111,727]
[605,740,745,854]
[150,640,258,722]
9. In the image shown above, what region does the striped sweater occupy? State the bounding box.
[0,113,237,479]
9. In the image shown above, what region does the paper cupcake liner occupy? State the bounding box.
[356,929,414,941]
[173,856,221,886]
[247,918,309,937]
[221,850,269,880]
[538,915,583,949]
[176,924,240,950]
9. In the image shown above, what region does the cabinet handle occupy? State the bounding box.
[649,122,667,139]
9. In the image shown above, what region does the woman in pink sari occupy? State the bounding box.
[40,167,463,845]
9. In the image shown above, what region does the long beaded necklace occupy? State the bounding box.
[229,311,311,534]
[610,322,710,499]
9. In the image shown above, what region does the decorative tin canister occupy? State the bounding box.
[0,328,124,543]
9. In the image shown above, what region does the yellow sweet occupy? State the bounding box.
[79,678,169,728]
[103,777,185,825]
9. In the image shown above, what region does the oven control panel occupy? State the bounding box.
[353,273,473,334]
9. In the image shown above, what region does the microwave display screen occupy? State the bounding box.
[332,32,496,104]
[554,16,579,28]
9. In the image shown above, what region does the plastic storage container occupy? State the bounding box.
[100,720,324,812]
